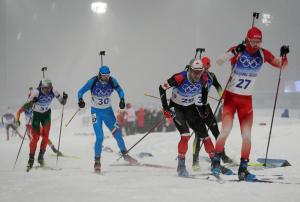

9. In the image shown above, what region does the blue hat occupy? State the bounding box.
[99,66,110,75]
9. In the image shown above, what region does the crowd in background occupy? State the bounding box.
[117,103,176,136]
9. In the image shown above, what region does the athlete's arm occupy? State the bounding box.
[210,72,223,98]
[262,48,288,69]
[16,106,25,121]
[77,77,94,100]
[159,73,184,110]
[216,46,237,66]
[111,77,125,99]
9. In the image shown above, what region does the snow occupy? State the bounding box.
[1,108,300,202]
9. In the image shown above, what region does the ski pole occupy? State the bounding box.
[263,54,287,167]
[13,117,32,169]
[65,108,80,127]
[144,93,219,102]
[56,105,65,168]
[117,117,165,161]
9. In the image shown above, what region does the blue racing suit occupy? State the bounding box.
[78,76,126,158]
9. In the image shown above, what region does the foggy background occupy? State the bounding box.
[1,0,299,113]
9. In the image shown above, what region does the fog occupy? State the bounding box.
[1,0,300,111]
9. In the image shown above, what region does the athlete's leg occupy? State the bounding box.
[30,112,42,155]
[215,92,236,153]
[40,110,51,152]
[91,108,104,158]
[237,96,253,160]
[103,108,126,153]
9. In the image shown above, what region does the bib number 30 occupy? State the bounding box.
[98,98,109,105]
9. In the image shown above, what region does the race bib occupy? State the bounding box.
[91,95,111,109]
[171,89,195,106]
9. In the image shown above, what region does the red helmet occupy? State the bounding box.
[201,57,211,69]
[246,26,262,41]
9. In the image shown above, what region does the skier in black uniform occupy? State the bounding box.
[159,58,231,177]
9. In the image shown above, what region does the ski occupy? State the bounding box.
[110,163,175,170]
[48,154,80,159]
[34,165,62,171]
[227,179,298,185]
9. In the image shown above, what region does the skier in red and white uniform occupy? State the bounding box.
[211,26,289,181]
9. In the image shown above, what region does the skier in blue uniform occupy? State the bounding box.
[78,65,138,173]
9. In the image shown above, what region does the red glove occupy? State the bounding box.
[164,110,173,119]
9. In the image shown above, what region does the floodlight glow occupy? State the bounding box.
[91,2,107,14]
[262,13,272,26]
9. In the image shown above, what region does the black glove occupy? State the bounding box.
[32,97,38,103]
[235,43,246,54]
[78,98,85,108]
[197,105,209,118]
[119,98,125,109]
[280,45,289,57]
[62,92,68,105]
[16,120,21,127]
[63,92,68,100]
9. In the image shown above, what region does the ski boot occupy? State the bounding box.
[177,157,189,177]
[26,154,34,172]
[220,165,233,175]
[121,151,139,165]
[192,154,201,171]
[220,150,233,164]
[238,158,257,181]
[51,145,63,156]
[211,152,222,175]
[94,157,101,174]
[38,150,45,166]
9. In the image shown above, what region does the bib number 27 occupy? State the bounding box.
[236,79,251,89]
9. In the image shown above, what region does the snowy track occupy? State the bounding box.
[1,109,300,202]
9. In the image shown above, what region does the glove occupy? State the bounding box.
[235,43,246,54]
[119,98,125,109]
[78,98,85,108]
[63,92,68,100]
[198,105,209,118]
[32,97,38,103]
[62,92,68,105]
[16,120,21,127]
[280,45,289,57]
[164,108,175,119]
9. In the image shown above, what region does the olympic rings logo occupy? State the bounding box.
[181,84,201,94]
[39,95,53,104]
[94,88,113,96]
[239,55,262,69]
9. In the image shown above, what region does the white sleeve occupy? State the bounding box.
[216,51,235,66]
[53,89,63,103]
[28,89,39,101]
